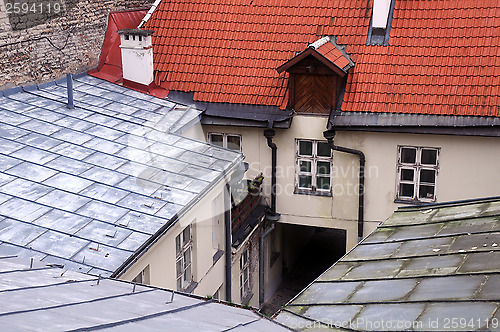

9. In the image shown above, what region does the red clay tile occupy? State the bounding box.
[143,0,500,117]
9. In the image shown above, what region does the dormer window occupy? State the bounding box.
[367,0,396,45]
[277,36,354,114]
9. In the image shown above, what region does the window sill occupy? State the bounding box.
[294,189,332,197]
[394,198,437,205]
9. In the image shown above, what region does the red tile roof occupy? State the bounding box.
[145,0,500,117]
[277,36,354,76]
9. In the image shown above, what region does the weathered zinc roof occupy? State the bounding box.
[0,255,290,331]
[276,197,500,331]
[0,74,242,278]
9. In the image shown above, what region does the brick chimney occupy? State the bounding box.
[117,29,154,87]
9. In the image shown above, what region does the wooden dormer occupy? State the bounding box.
[277,36,354,115]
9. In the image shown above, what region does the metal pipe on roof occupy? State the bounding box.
[66,73,74,109]
[324,130,365,242]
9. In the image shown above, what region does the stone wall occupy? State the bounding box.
[0,0,154,89]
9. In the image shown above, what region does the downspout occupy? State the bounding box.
[224,183,232,302]
[260,127,281,307]
[259,222,275,306]
[263,128,277,216]
[324,130,365,242]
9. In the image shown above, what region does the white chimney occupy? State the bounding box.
[372,0,392,29]
[117,29,154,86]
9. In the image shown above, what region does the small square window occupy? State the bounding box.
[296,139,332,194]
[208,133,241,151]
[396,146,439,203]
[227,135,241,151]
[209,133,224,147]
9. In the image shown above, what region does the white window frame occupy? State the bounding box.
[396,146,440,203]
[207,132,242,151]
[295,139,333,194]
[240,248,250,301]
[176,225,193,291]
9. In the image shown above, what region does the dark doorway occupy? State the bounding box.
[261,224,346,316]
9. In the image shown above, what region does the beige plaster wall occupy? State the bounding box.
[120,180,228,299]
[334,131,500,236]
[203,120,500,252]
[203,115,360,251]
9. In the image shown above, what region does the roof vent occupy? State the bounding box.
[117,29,154,87]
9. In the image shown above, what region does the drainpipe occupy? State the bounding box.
[66,73,74,109]
[224,183,232,302]
[260,127,281,307]
[263,128,278,216]
[324,130,365,242]
[259,222,275,306]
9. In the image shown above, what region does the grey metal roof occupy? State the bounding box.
[329,111,500,137]
[275,197,500,331]
[0,255,290,331]
[0,74,243,278]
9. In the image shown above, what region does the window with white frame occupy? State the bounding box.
[208,133,242,151]
[296,139,333,194]
[240,248,250,301]
[396,146,439,202]
[176,225,192,291]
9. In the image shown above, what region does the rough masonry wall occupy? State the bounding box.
[0,0,154,90]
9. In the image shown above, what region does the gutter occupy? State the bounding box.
[324,130,365,242]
